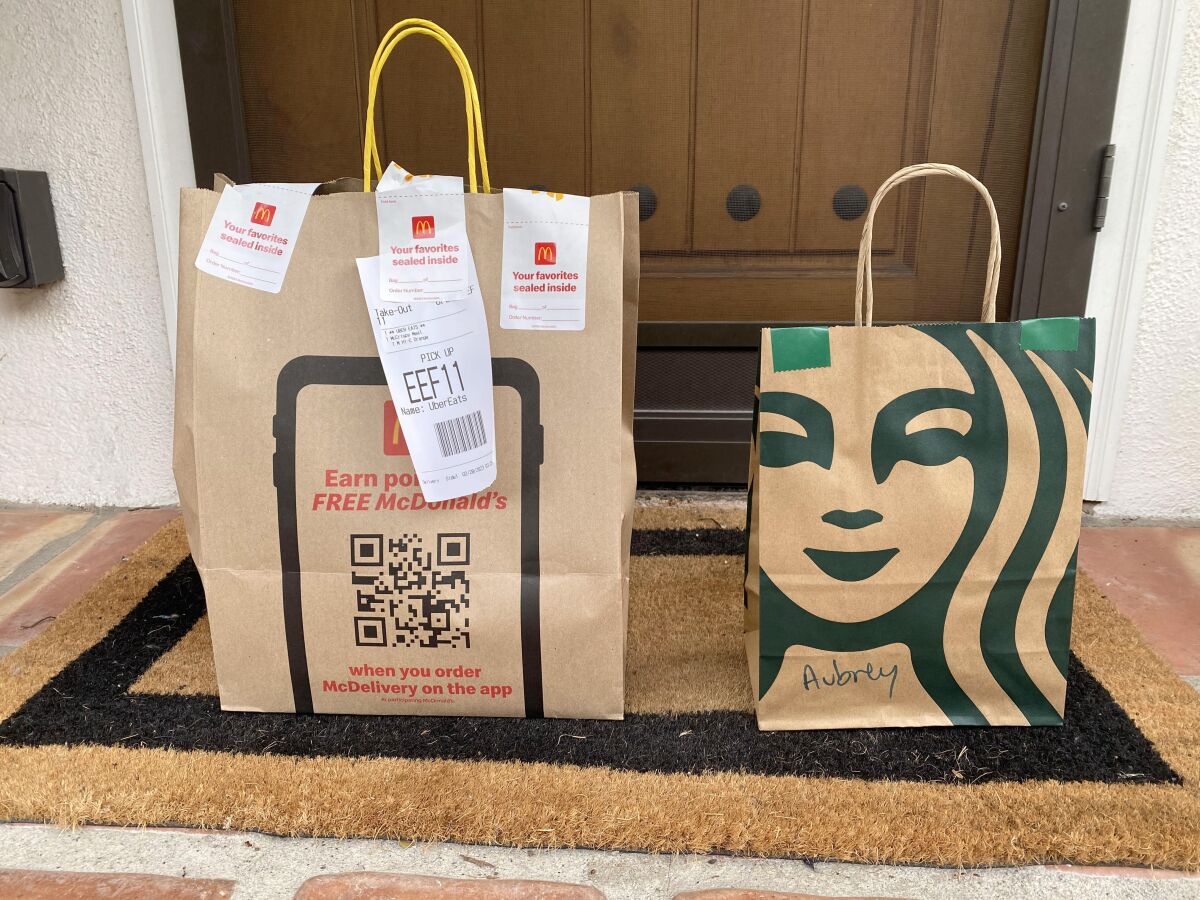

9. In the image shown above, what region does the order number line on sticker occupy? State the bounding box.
[434,410,488,457]
[206,249,283,274]
[205,249,283,276]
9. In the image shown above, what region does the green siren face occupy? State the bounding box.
[755,320,1094,727]
[759,330,980,621]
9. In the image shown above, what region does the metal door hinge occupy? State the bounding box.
[1093,144,1116,231]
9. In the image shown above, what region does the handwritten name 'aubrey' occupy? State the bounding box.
[802,659,899,699]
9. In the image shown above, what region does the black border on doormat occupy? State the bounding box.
[0,528,1179,787]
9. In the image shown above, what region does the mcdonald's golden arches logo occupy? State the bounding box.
[250,202,277,227]
[534,242,557,265]
[411,216,436,239]
[383,401,409,456]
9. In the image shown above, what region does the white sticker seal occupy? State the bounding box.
[195,182,319,293]
[500,188,590,331]
[357,257,496,502]
[376,165,475,304]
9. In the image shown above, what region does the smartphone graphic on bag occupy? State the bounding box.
[273,356,543,716]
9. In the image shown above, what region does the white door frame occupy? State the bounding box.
[124,0,1187,487]
[122,0,196,371]
[1082,0,1189,500]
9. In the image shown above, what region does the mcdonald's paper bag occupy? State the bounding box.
[175,182,638,718]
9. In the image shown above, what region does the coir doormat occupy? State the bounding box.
[0,506,1197,870]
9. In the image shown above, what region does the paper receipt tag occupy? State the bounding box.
[500,188,590,331]
[357,255,496,502]
[376,164,475,304]
[195,182,319,293]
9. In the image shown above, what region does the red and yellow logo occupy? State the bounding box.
[411,216,435,239]
[383,402,409,456]
[251,202,277,226]
[534,242,557,265]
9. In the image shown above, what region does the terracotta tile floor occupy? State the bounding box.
[0,506,179,655]
[1078,526,1200,678]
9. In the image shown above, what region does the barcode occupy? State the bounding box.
[434,410,487,457]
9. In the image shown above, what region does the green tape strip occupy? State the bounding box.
[1020,317,1080,352]
[770,326,831,372]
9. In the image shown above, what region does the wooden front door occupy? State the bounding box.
[223,0,1052,480]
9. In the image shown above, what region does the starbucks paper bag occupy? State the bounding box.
[745,164,1093,729]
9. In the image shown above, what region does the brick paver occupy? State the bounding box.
[0,868,234,899]
[1046,864,1200,880]
[674,891,901,899]
[293,872,604,899]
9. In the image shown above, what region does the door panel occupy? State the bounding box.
[915,0,1046,320]
[589,0,694,252]
[792,0,927,256]
[480,1,587,195]
[691,0,805,253]
[231,0,365,182]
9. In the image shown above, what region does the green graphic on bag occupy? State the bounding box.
[744,165,1094,730]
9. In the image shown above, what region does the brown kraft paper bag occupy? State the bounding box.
[745,164,1094,730]
[174,26,638,718]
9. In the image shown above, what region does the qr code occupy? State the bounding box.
[349,533,470,649]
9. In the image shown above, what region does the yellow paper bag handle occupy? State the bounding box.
[855,163,1001,326]
[362,19,490,193]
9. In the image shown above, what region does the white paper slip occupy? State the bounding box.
[194,182,319,293]
[376,165,475,304]
[376,161,420,192]
[500,188,591,331]
[357,256,497,503]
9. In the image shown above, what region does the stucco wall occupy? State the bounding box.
[1095,1,1200,522]
[0,1,177,507]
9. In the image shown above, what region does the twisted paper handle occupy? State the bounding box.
[362,19,490,193]
[855,163,1000,326]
